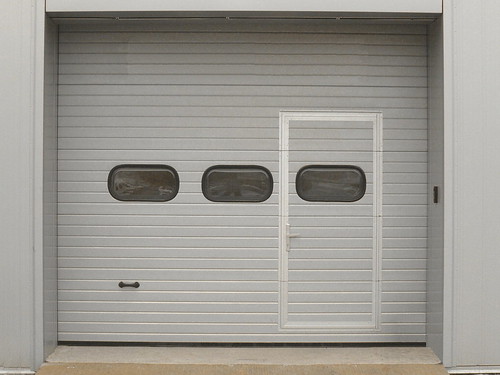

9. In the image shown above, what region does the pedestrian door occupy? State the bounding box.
[279,112,383,331]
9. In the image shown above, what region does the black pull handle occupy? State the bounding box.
[119,281,140,288]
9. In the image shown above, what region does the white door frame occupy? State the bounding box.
[278,110,383,332]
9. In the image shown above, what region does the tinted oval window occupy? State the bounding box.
[202,165,273,202]
[296,165,366,202]
[108,165,179,202]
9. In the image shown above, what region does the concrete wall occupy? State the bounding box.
[427,16,445,362]
[0,0,36,369]
[450,0,500,367]
[41,17,59,364]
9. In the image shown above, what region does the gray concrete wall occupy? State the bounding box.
[427,16,445,362]
[41,16,59,364]
[0,0,36,369]
[450,0,500,366]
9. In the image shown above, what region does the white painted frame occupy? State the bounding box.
[278,111,383,332]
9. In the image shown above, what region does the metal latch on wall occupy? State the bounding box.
[433,186,439,204]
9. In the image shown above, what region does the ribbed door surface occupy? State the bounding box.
[58,20,428,342]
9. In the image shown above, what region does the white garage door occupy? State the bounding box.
[58,20,428,342]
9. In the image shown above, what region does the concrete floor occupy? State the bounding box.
[36,346,450,375]
[47,345,442,365]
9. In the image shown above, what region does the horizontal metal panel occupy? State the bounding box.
[58,84,428,98]
[382,281,426,292]
[288,292,372,303]
[58,215,279,227]
[59,311,278,324]
[58,236,279,248]
[58,204,278,216]
[58,116,426,129]
[59,268,278,281]
[57,322,279,334]
[59,75,427,88]
[59,54,427,67]
[383,217,426,227]
[382,270,426,281]
[287,314,373,322]
[283,227,373,238]
[381,302,426,313]
[381,313,426,323]
[58,322,423,336]
[59,280,278,292]
[288,250,373,259]
[384,162,427,173]
[59,257,278,269]
[383,238,427,248]
[383,226,427,237]
[288,303,372,314]
[58,21,427,35]
[59,291,278,303]
[287,282,373,293]
[57,127,426,142]
[382,259,427,269]
[58,225,278,237]
[64,191,389,204]
[59,137,279,151]
[59,126,279,139]
[383,249,427,259]
[289,139,373,151]
[288,259,374,269]
[60,224,377,238]
[58,42,426,56]
[56,332,425,342]
[59,149,279,161]
[383,194,427,205]
[383,175,427,187]
[59,301,277,313]
[288,270,373,281]
[58,108,428,120]
[59,32,426,45]
[58,248,279,260]
[288,238,374,248]
[59,64,427,78]
[383,184,427,194]
[384,139,427,152]
[289,152,373,163]
[382,292,426,302]
[383,205,427,217]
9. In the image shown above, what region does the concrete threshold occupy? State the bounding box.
[37,346,449,375]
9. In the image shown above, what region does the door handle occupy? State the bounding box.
[119,281,140,288]
[286,224,300,252]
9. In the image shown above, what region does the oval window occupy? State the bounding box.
[296,165,366,202]
[108,164,179,202]
[202,165,273,202]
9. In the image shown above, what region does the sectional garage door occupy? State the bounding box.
[58,20,428,342]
